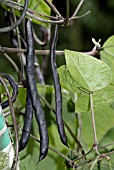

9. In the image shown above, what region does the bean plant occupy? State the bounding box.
[0,0,114,170]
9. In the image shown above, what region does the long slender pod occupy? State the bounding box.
[0,72,18,109]
[25,19,48,161]
[50,24,68,146]
[19,91,33,151]
[0,105,14,169]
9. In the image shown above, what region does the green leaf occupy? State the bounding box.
[99,127,114,151]
[81,106,114,148]
[75,83,114,112]
[58,65,79,93]
[15,87,26,108]
[75,92,90,112]
[93,83,114,110]
[28,0,52,27]
[100,35,114,84]
[3,0,52,28]
[20,155,36,170]
[65,50,112,92]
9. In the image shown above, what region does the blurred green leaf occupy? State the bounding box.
[65,50,112,92]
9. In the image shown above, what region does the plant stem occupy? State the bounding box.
[64,121,85,155]
[0,0,29,33]
[43,0,64,19]
[2,52,20,76]
[77,113,82,143]
[66,0,70,25]
[4,111,11,117]
[98,142,114,149]
[33,28,46,46]
[12,8,25,82]
[71,0,85,18]
[105,150,114,156]
[71,10,90,20]
[74,157,95,168]
[3,0,65,24]
[72,146,93,163]
[3,0,88,25]
[0,46,99,56]
[90,157,98,170]
[107,159,113,170]
[35,57,45,84]
[90,93,99,153]
[0,46,64,55]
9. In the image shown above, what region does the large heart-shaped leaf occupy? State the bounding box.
[65,50,112,92]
